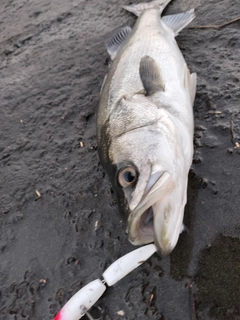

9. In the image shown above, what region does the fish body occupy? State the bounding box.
[97,0,196,255]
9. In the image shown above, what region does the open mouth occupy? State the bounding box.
[139,206,154,237]
[137,170,168,238]
[128,171,171,247]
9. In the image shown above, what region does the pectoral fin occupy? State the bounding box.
[162,9,195,36]
[184,64,197,104]
[105,26,132,60]
[139,56,165,96]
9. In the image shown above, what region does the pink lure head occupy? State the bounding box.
[54,311,62,320]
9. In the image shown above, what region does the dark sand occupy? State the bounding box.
[1,0,240,319]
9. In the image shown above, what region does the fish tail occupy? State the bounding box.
[122,0,172,17]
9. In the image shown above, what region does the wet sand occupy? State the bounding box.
[0,0,240,319]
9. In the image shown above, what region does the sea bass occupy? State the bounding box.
[97,0,196,255]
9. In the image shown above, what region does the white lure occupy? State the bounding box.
[54,279,106,320]
[103,243,156,286]
[54,244,156,320]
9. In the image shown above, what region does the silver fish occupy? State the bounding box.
[97,0,196,255]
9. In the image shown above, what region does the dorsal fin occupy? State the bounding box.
[139,56,164,96]
[105,26,132,60]
[122,0,172,17]
[162,9,195,36]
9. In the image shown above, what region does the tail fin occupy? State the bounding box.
[123,0,172,17]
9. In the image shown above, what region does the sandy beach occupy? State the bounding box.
[1,0,240,319]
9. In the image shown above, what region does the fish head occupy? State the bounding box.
[98,94,192,255]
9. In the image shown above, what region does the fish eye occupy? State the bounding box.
[118,166,137,188]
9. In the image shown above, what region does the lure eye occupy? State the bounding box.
[118,166,137,188]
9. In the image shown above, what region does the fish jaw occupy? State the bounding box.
[127,171,188,255]
[152,187,187,255]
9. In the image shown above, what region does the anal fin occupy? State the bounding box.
[105,26,132,60]
[139,56,164,96]
[162,9,195,36]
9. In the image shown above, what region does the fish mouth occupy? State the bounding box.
[127,171,183,255]
[129,200,180,256]
[139,206,154,237]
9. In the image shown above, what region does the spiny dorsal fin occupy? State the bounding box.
[139,56,164,96]
[105,26,132,60]
[123,0,172,17]
[162,9,195,36]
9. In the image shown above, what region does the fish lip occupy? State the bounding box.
[154,241,173,256]
[152,182,187,255]
[153,202,183,256]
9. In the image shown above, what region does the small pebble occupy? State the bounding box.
[117,310,125,316]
